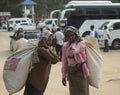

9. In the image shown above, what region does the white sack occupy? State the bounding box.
[3,42,37,94]
[84,37,103,88]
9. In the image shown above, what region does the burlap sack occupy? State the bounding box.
[3,42,37,94]
[84,37,103,88]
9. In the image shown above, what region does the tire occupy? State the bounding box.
[3,27,7,29]
[112,39,120,49]
[9,27,13,31]
[18,28,23,31]
[82,31,90,37]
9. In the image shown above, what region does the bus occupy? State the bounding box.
[65,1,120,27]
[64,1,120,49]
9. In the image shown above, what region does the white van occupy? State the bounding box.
[8,18,32,31]
[79,19,120,49]
[37,18,58,30]
[97,20,120,49]
[79,20,108,37]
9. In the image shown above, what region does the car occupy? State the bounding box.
[14,22,36,31]
[79,20,108,37]
[10,30,39,51]
[37,18,58,30]
[97,20,120,49]
[8,18,32,31]
[78,19,120,49]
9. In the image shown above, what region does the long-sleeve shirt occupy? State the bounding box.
[61,41,90,79]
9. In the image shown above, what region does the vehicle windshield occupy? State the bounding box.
[99,21,110,29]
[45,20,58,25]
[45,20,52,25]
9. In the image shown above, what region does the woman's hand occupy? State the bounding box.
[62,78,67,86]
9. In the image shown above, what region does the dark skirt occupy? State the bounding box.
[68,65,89,95]
[23,83,43,95]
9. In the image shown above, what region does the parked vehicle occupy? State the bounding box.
[14,22,36,31]
[66,1,120,29]
[97,20,120,49]
[8,18,32,31]
[64,1,120,49]
[37,18,58,30]
[79,20,108,37]
[78,20,120,49]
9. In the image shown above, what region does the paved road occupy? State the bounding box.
[0,30,120,95]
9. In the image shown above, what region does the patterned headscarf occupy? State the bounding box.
[65,26,80,37]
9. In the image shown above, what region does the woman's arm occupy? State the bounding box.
[71,41,86,54]
[61,43,68,79]
[37,47,59,64]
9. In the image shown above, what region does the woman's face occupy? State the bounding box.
[65,31,76,43]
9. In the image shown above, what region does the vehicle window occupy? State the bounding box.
[21,23,28,25]
[45,20,52,25]
[15,20,21,24]
[112,22,120,30]
[55,20,58,24]
[86,9,100,15]
[21,20,27,22]
[99,21,109,29]
[102,9,116,15]
[9,21,13,24]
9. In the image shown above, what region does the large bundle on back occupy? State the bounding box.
[84,37,103,88]
[3,42,38,95]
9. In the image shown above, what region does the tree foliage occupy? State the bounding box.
[0,0,120,17]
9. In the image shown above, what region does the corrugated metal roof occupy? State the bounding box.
[21,0,37,6]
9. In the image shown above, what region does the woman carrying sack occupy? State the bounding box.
[24,31,59,95]
[61,26,90,95]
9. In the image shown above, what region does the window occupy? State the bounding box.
[55,20,58,24]
[45,20,52,25]
[21,20,27,23]
[99,21,110,29]
[86,9,100,15]
[102,9,116,15]
[9,21,13,24]
[113,22,120,30]
[15,20,20,24]
[21,23,28,25]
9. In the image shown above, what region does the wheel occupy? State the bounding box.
[112,39,120,49]
[18,28,23,31]
[82,31,90,37]
[9,27,13,31]
[3,26,7,29]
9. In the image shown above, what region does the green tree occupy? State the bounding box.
[0,0,120,17]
